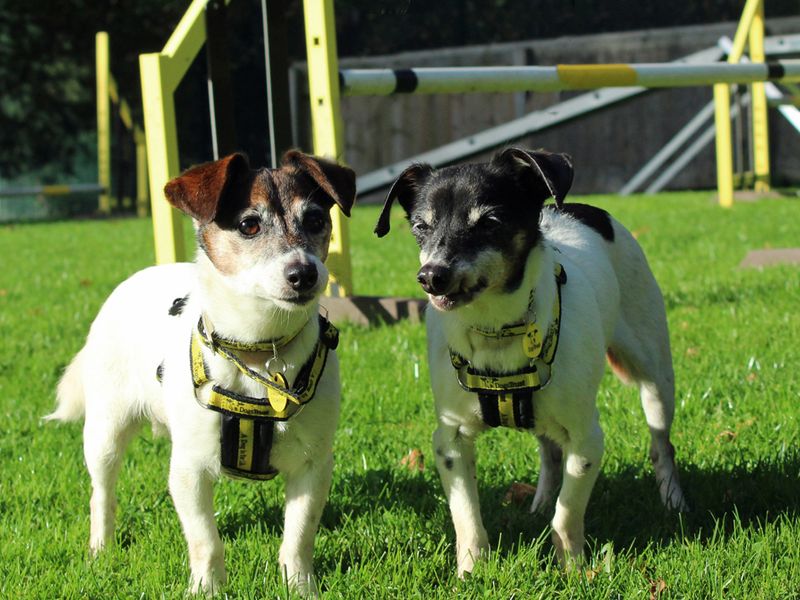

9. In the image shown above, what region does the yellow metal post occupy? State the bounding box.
[96,32,112,214]
[303,0,353,297]
[140,53,186,263]
[714,0,761,207]
[749,0,770,192]
[134,126,149,218]
[713,84,735,208]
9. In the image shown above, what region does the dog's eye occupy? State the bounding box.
[411,222,430,237]
[237,216,262,237]
[303,212,326,234]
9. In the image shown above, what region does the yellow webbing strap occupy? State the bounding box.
[197,317,304,353]
[450,262,565,395]
[456,364,543,393]
[191,316,338,420]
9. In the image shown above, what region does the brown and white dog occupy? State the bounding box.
[376,147,687,576]
[47,151,355,594]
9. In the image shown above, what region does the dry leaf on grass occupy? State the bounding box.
[649,578,667,599]
[717,429,737,442]
[685,347,700,358]
[632,226,651,239]
[400,448,424,472]
[502,482,537,506]
[0,289,7,297]
[746,372,758,382]
[79,279,93,287]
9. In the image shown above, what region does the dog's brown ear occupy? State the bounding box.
[281,150,356,217]
[164,153,250,224]
[492,148,574,207]
[374,163,433,237]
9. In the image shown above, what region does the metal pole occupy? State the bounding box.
[749,0,771,192]
[303,0,352,297]
[261,0,293,168]
[96,32,111,214]
[140,52,186,264]
[205,0,237,159]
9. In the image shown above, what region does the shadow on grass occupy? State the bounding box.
[206,451,800,578]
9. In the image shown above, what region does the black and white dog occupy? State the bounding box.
[47,151,355,594]
[375,147,687,575]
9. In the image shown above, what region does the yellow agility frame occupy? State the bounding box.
[139,0,353,296]
[713,0,770,207]
[96,32,149,217]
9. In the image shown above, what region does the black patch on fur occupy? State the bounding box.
[410,164,543,292]
[168,294,189,316]
[156,361,164,383]
[558,203,614,241]
[444,457,454,470]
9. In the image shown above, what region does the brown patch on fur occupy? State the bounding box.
[281,150,356,216]
[606,348,633,384]
[165,151,355,275]
[164,153,251,224]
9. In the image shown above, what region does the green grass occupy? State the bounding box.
[1,191,799,598]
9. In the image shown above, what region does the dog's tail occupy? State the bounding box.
[44,349,87,422]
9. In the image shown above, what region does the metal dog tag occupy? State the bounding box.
[523,322,543,358]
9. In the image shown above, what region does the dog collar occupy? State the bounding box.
[197,314,305,353]
[189,315,339,480]
[449,262,566,429]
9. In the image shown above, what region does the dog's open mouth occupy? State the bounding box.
[430,279,487,311]
[283,292,318,306]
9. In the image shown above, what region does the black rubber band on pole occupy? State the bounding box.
[767,62,785,81]
[393,69,419,94]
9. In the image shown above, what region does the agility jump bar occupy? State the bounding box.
[339,61,800,96]
[0,183,106,198]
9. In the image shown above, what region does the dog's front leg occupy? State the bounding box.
[550,421,604,569]
[169,458,226,595]
[279,454,333,596]
[433,424,488,577]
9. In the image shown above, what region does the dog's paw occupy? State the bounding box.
[529,486,556,516]
[285,570,319,598]
[456,540,490,579]
[189,567,226,597]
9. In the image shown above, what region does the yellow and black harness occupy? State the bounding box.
[449,263,567,429]
[189,315,339,480]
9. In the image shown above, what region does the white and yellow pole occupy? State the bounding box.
[303,0,353,297]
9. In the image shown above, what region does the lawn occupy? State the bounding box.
[1,192,799,598]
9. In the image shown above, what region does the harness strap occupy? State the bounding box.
[188,315,339,481]
[450,263,567,429]
[191,315,339,419]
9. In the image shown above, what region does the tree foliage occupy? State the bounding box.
[1,0,796,179]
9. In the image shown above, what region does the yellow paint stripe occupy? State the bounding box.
[237,419,254,471]
[40,185,72,196]
[497,394,514,428]
[557,64,637,89]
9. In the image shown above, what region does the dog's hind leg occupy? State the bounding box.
[530,435,562,515]
[279,455,334,596]
[550,421,604,568]
[608,322,688,511]
[433,424,489,578]
[83,407,140,554]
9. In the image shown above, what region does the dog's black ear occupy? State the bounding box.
[281,150,356,217]
[164,153,251,224]
[492,147,574,207]
[374,163,433,237]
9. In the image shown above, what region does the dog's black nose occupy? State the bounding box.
[417,264,452,295]
[285,262,318,292]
